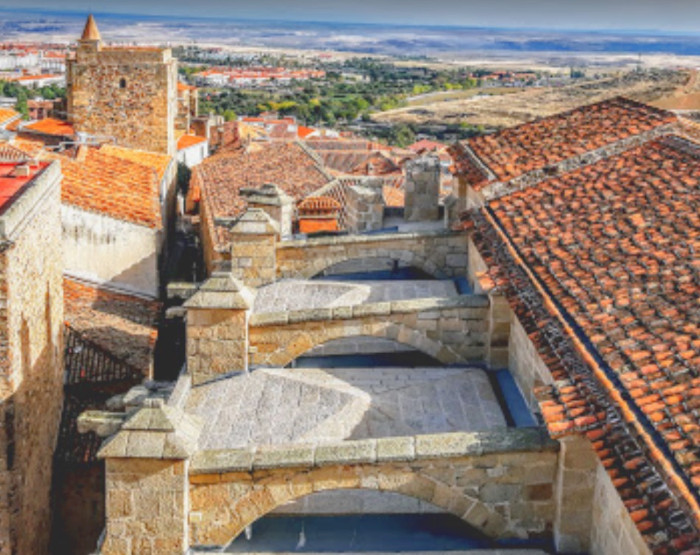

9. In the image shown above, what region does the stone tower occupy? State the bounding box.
[66,15,178,155]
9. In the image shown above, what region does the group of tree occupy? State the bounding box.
[0,80,66,117]
[196,58,486,129]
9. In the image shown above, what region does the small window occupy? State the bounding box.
[119,78,127,89]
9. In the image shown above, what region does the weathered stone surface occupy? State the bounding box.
[67,38,177,155]
[0,161,64,555]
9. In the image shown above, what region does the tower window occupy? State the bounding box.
[119,78,127,89]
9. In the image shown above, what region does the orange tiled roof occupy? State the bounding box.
[453,97,675,187]
[177,134,207,150]
[10,137,47,158]
[0,108,19,124]
[382,184,405,207]
[298,195,340,215]
[469,135,700,551]
[100,143,172,182]
[306,138,392,152]
[193,142,331,252]
[63,277,159,375]
[408,138,447,152]
[59,148,161,228]
[177,81,197,92]
[299,218,338,234]
[0,143,30,163]
[22,117,75,137]
[297,126,316,139]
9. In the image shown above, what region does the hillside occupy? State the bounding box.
[372,69,690,128]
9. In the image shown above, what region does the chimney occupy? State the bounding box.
[404,154,440,222]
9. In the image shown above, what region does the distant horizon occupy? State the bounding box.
[1,1,700,36]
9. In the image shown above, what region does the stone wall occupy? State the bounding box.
[276,230,468,280]
[62,205,161,299]
[187,308,249,385]
[101,459,189,555]
[188,429,559,547]
[50,464,105,555]
[67,43,177,155]
[248,295,489,368]
[344,183,384,233]
[508,314,554,415]
[404,155,441,222]
[0,162,64,555]
[590,459,652,555]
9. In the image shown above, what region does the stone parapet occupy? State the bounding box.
[190,428,557,474]
[248,294,490,367]
[277,230,468,280]
[249,294,488,327]
[188,428,560,547]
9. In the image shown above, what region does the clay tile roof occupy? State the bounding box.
[60,148,162,228]
[455,97,676,187]
[408,138,447,152]
[22,117,75,137]
[80,14,101,41]
[99,144,172,182]
[193,141,331,252]
[472,135,700,550]
[10,137,46,158]
[63,277,159,375]
[298,195,341,214]
[0,143,29,163]
[0,108,19,124]
[177,134,207,150]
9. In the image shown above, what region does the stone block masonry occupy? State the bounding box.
[248,295,490,369]
[67,40,177,155]
[276,230,468,281]
[404,155,441,222]
[0,162,64,555]
[188,428,560,548]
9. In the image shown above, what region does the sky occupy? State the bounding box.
[4,0,700,34]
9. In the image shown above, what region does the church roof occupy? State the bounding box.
[464,133,700,551]
[80,14,101,42]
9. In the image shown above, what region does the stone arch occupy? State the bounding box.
[191,464,504,548]
[255,321,456,368]
[299,250,447,280]
[296,334,441,364]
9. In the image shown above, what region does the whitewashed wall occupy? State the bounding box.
[61,205,161,298]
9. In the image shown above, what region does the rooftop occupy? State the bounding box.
[99,143,172,182]
[466,134,700,549]
[21,117,75,138]
[177,134,207,151]
[192,141,331,252]
[0,161,49,214]
[452,97,676,188]
[0,108,19,124]
[63,277,160,375]
[58,147,162,228]
[187,366,506,451]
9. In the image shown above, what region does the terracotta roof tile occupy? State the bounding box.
[0,108,19,124]
[469,134,700,550]
[297,195,341,214]
[58,148,162,228]
[454,97,675,186]
[99,144,172,182]
[22,117,75,137]
[63,277,160,375]
[193,142,331,252]
[177,134,207,150]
